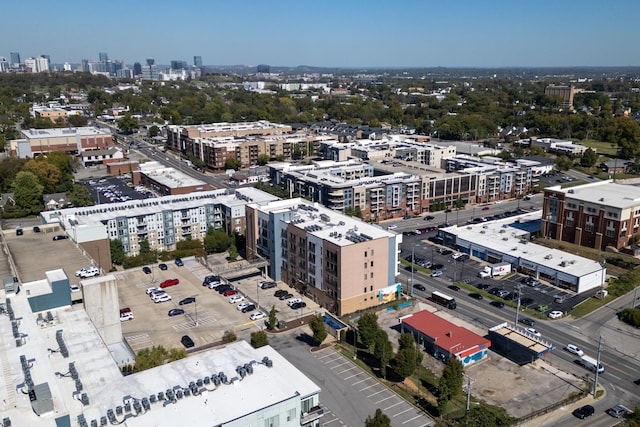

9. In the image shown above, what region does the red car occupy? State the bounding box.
[223,289,238,296]
[160,278,180,288]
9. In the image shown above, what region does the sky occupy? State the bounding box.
[2,0,639,68]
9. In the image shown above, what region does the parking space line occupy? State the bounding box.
[323,357,342,365]
[351,378,369,386]
[393,408,412,417]
[343,371,364,380]
[367,389,386,398]
[330,360,351,370]
[322,417,341,425]
[359,383,377,392]
[375,395,395,404]
[317,353,335,360]
[338,365,358,374]
[384,401,403,411]
[402,415,423,424]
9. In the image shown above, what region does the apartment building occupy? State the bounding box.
[10,126,113,158]
[542,180,640,251]
[246,198,403,315]
[544,85,575,109]
[40,188,279,258]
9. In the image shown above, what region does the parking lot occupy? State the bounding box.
[118,257,320,352]
[82,175,156,205]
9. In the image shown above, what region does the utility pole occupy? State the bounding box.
[410,246,415,297]
[593,336,603,398]
[514,284,521,325]
[465,374,472,412]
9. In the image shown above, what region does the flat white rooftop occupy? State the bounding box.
[139,161,207,188]
[21,126,111,138]
[548,180,640,209]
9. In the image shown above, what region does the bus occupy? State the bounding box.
[431,291,457,309]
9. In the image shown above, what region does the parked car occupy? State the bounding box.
[607,405,631,418]
[229,295,245,304]
[142,266,152,275]
[158,263,168,271]
[548,310,563,319]
[250,312,266,321]
[152,294,172,303]
[469,293,483,300]
[476,283,490,290]
[274,289,289,298]
[202,275,219,286]
[572,405,595,419]
[32,226,41,233]
[431,263,444,270]
[403,215,411,220]
[431,270,443,277]
[223,289,238,296]
[290,302,307,310]
[179,297,196,306]
[241,304,256,313]
[279,293,294,300]
[75,266,93,277]
[482,206,490,211]
[146,287,162,295]
[260,281,277,289]
[159,278,179,288]
[52,235,68,241]
[424,215,435,220]
[174,258,184,266]
[70,284,81,293]
[565,344,584,357]
[413,284,426,292]
[237,303,250,311]
[287,298,303,307]
[216,284,233,294]
[181,335,195,348]
[387,224,398,230]
[168,308,185,317]
[119,308,134,321]
[491,301,505,308]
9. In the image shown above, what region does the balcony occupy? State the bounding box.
[301,406,324,424]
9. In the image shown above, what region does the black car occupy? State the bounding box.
[489,287,502,295]
[519,317,535,326]
[241,304,256,313]
[279,293,294,300]
[291,302,307,309]
[274,289,289,297]
[16,228,23,236]
[572,405,595,419]
[469,293,483,300]
[476,283,490,290]
[448,285,460,292]
[424,215,435,221]
[431,263,444,270]
[520,297,534,305]
[203,275,219,286]
[32,226,41,233]
[168,308,185,317]
[52,235,68,241]
[158,263,168,271]
[216,284,233,294]
[142,266,152,275]
[181,335,195,348]
[491,301,505,308]
[179,297,196,305]
[413,284,426,292]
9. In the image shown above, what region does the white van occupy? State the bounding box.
[119,308,134,321]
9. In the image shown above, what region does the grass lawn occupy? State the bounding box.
[580,139,619,157]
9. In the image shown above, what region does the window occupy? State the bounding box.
[287,408,296,422]
[264,414,280,427]
[363,287,367,293]
[364,262,367,269]
[371,249,374,256]
[370,261,374,267]
[364,274,367,280]
[364,251,367,258]
[606,229,615,238]
[370,285,373,291]
[370,272,373,278]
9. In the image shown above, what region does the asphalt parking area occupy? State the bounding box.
[118,258,266,352]
[315,348,434,427]
[82,175,154,204]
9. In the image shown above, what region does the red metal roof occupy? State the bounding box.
[401,310,490,356]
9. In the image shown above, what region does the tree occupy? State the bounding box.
[222,330,237,343]
[12,171,44,215]
[204,227,233,254]
[147,125,160,138]
[460,406,514,427]
[580,148,598,167]
[224,158,242,170]
[439,357,464,403]
[133,345,169,372]
[555,155,573,171]
[227,244,239,260]
[23,159,62,193]
[357,312,380,351]
[267,305,277,330]
[373,330,393,378]
[117,114,139,134]
[393,333,419,379]
[250,330,269,348]
[110,239,125,265]
[68,114,88,127]
[309,315,328,345]
[365,409,391,427]
[257,154,270,166]
[68,183,95,207]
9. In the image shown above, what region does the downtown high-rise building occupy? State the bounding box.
[170,60,188,70]
[99,52,109,62]
[10,52,20,67]
[194,56,202,67]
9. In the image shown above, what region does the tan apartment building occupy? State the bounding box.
[246,198,403,315]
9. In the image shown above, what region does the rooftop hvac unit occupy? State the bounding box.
[90,420,97,427]
[196,378,203,387]
[184,388,191,397]
[107,409,116,423]
[176,390,183,400]
[75,379,83,391]
[203,376,210,385]
[149,394,156,404]
[133,400,142,413]
[80,393,89,406]
[245,363,253,375]
[100,416,107,426]
[141,398,150,411]
[115,406,122,415]
[76,416,87,427]
[157,391,164,401]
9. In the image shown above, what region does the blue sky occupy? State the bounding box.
[2,0,638,68]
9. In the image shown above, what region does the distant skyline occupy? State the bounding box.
[2,0,639,68]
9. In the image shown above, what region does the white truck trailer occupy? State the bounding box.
[478,262,512,278]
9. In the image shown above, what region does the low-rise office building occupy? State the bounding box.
[246,198,403,315]
[542,180,640,251]
[133,161,211,195]
[9,126,113,158]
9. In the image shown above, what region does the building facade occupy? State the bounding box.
[245,198,402,315]
[10,126,113,157]
[542,180,640,251]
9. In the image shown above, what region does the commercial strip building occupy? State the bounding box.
[488,323,555,365]
[245,198,403,315]
[1,270,322,427]
[39,188,279,265]
[542,180,640,251]
[400,310,491,367]
[133,161,212,195]
[439,213,605,294]
[9,126,113,158]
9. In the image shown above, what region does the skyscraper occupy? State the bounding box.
[146,58,155,66]
[99,52,109,62]
[133,62,142,76]
[10,52,20,67]
[170,60,187,70]
[257,64,270,74]
[194,56,202,67]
